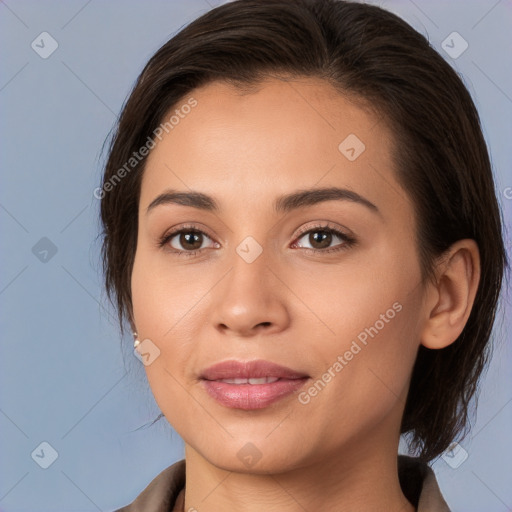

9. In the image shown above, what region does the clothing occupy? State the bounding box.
[114,455,450,511]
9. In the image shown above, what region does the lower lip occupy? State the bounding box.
[201,378,309,409]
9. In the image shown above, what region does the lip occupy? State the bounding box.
[200,359,309,410]
[200,359,309,380]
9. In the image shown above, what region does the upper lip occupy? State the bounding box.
[200,359,309,380]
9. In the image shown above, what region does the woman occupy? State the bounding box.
[98,0,507,510]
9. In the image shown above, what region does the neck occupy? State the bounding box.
[183,437,414,512]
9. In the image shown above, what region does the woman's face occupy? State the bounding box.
[131,77,427,472]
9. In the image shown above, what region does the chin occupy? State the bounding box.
[196,436,312,475]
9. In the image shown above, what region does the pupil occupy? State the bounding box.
[311,230,331,249]
[182,231,202,250]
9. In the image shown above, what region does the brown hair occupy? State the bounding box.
[99,0,507,461]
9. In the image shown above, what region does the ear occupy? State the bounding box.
[421,239,480,349]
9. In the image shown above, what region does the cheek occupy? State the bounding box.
[130,246,210,391]
[289,243,422,351]
[291,247,423,414]
[131,251,201,430]
[131,246,206,340]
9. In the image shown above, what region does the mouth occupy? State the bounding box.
[213,377,281,384]
[200,359,310,410]
[200,359,309,380]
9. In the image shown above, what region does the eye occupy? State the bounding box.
[158,224,218,256]
[158,222,356,257]
[292,223,356,254]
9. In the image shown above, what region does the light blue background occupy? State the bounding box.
[1,1,511,511]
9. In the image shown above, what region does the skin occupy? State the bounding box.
[130,77,480,512]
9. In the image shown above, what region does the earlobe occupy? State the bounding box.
[421,239,480,350]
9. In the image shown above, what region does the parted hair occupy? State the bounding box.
[99,0,507,461]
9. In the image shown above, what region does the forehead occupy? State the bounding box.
[140,77,405,216]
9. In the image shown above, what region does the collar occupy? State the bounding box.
[115,455,450,511]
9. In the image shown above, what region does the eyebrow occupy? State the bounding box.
[146,186,380,216]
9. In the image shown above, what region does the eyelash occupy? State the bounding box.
[157,222,356,257]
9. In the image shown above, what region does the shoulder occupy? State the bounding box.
[113,459,186,512]
[398,455,451,511]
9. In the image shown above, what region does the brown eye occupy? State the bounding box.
[292,225,355,254]
[158,224,218,255]
[307,230,333,249]
[173,231,204,251]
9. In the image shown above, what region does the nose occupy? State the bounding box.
[212,244,290,338]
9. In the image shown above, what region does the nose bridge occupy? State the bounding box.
[212,230,289,335]
[225,200,292,287]
[227,232,272,298]
[224,201,277,276]
[228,217,286,285]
